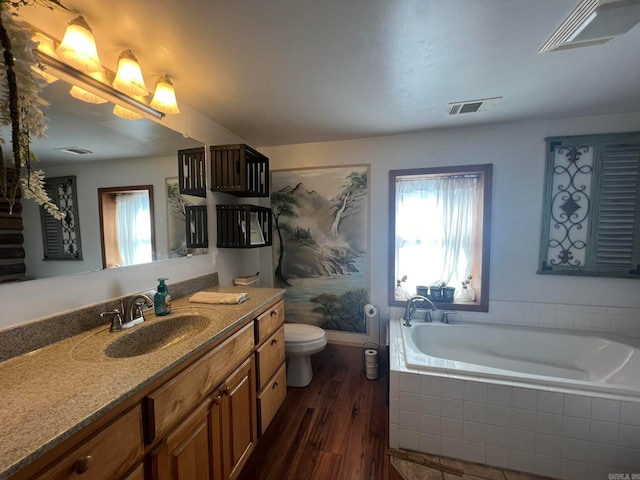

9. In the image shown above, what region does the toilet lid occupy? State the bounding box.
[285,323,326,342]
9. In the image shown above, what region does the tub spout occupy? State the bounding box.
[403,295,437,327]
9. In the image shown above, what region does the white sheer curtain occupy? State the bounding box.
[116,192,152,266]
[395,175,477,296]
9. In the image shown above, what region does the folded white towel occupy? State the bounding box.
[189,292,248,305]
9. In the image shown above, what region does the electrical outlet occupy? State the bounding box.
[212,251,218,269]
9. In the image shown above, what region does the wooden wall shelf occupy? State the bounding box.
[216,205,272,248]
[210,144,269,197]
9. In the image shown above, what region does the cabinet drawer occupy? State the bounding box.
[35,406,143,480]
[146,322,254,442]
[257,362,286,436]
[255,300,284,345]
[255,326,285,390]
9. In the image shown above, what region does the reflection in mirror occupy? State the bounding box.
[389,164,493,312]
[98,186,155,269]
[0,75,205,283]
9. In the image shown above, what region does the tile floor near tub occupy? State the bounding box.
[390,452,553,479]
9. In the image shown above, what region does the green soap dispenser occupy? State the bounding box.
[154,278,172,316]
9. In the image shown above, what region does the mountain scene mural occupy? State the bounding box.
[271,166,369,333]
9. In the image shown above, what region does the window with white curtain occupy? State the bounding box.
[116,192,153,267]
[98,185,155,269]
[389,164,493,312]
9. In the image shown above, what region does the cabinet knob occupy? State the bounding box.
[221,386,230,396]
[270,310,277,317]
[271,337,278,346]
[72,455,93,474]
[272,381,279,389]
[213,395,222,405]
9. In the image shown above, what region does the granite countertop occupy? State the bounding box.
[0,286,284,480]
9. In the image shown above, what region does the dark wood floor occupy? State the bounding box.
[238,365,389,480]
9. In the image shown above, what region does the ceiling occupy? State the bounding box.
[16,0,640,148]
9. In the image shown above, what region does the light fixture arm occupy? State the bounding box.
[35,51,165,120]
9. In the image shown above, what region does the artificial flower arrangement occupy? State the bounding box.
[1,0,66,220]
[455,274,475,302]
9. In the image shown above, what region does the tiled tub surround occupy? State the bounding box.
[412,299,640,339]
[389,318,640,480]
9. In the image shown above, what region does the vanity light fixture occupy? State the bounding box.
[112,49,148,97]
[31,31,58,83]
[36,52,164,120]
[30,19,175,120]
[150,75,180,114]
[113,100,144,120]
[69,69,108,104]
[54,16,102,73]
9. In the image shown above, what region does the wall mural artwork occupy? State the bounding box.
[271,165,370,333]
[165,177,207,257]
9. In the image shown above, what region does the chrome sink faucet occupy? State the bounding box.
[100,294,153,332]
[125,294,154,325]
[403,295,437,327]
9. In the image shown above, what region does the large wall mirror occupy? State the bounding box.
[1,76,205,283]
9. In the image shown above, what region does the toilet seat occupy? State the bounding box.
[285,323,325,342]
[284,323,327,355]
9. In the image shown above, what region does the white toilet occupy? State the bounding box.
[284,323,327,387]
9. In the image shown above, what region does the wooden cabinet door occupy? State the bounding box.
[222,356,257,480]
[151,400,212,480]
[209,391,227,480]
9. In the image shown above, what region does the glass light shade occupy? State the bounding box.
[112,49,148,96]
[150,75,180,114]
[112,95,146,120]
[33,31,57,57]
[55,16,102,73]
[32,65,58,84]
[69,70,108,104]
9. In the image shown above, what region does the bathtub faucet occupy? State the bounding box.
[403,295,437,327]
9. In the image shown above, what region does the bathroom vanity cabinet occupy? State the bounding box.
[12,296,286,480]
[254,304,287,435]
[149,322,258,480]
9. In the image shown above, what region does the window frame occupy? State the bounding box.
[388,164,493,312]
[538,131,640,278]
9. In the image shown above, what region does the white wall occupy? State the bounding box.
[0,105,260,330]
[22,154,180,278]
[258,111,640,346]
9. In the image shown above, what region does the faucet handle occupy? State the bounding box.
[126,294,154,324]
[442,312,457,324]
[101,309,123,332]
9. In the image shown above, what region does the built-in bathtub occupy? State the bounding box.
[389,318,640,479]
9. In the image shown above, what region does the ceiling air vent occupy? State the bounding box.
[539,0,640,53]
[54,147,94,155]
[447,97,502,116]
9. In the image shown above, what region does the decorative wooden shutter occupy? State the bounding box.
[39,176,82,260]
[593,144,640,272]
